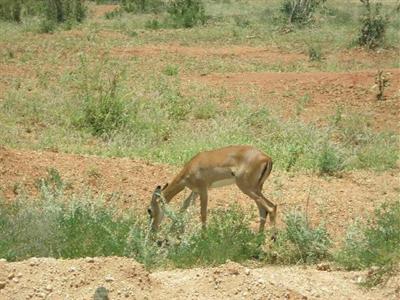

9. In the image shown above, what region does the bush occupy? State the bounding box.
[167,0,207,28]
[0,0,23,22]
[336,201,400,286]
[265,211,331,264]
[44,0,86,24]
[121,0,165,13]
[318,142,344,175]
[358,0,388,49]
[280,0,323,25]
[168,205,264,267]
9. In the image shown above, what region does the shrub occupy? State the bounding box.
[167,0,207,28]
[120,0,165,13]
[358,0,388,49]
[280,0,323,25]
[44,0,86,24]
[168,205,264,267]
[336,201,400,286]
[318,141,344,175]
[265,211,331,264]
[0,0,23,22]
[163,64,179,76]
[308,45,322,61]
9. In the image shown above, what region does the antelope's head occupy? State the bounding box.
[148,184,168,231]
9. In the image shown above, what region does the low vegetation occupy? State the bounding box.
[335,201,400,286]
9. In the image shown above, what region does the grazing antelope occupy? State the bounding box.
[148,145,276,232]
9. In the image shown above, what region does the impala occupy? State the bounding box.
[148,145,276,232]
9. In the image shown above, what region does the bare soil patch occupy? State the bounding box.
[189,69,400,131]
[1,147,398,238]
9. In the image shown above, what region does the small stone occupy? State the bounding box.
[13,278,19,283]
[45,285,53,292]
[7,273,15,280]
[245,268,250,275]
[86,257,95,263]
[0,281,6,289]
[0,258,7,263]
[16,273,23,278]
[105,275,114,282]
[316,263,331,272]
[69,267,77,273]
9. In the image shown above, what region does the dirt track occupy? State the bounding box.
[1,257,399,300]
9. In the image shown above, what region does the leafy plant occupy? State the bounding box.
[358,0,388,49]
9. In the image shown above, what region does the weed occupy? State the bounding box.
[193,100,217,120]
[317,141,344,175]
[163,64,179,76]
[308,45,322,61]
[265,210,331,264]
[335,201,400,286]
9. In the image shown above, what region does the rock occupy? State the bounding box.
[105,275,114,282]
[45,285,53,292]
[86,257,95,263]
[0,258,7,263]
[7,273,15,280]
[0,281,6,289]
[16,273,23,278]
[245,268,250,275]
[94,286,109,300]
[316,263,331,272]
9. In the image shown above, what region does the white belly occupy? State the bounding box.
[210,178,236,188]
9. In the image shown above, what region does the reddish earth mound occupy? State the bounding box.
[1,147,398,237]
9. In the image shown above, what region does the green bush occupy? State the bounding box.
[73,58,130,137]
[265,211,331,264]
[318,142,344,175]
[358,0,388,49]
[121,0,165,13]
[44,0,86,24]
[168,205,264,267]
[280,0,323,25]
[0,0,23,22]
[336,201,400,286]
[167,0,207,28]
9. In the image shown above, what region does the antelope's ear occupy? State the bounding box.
[162,183,169,190]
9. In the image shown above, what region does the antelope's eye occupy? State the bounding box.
[147,208,152,216]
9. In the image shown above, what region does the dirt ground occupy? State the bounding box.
[0,257,399,300]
